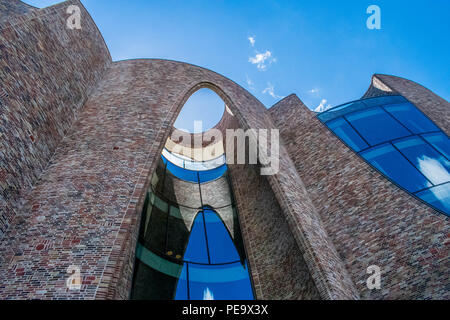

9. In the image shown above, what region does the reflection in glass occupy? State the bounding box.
[385,103,439,134]
[318,95,450,216]
[394,137,450,185]
[361,144,429,193]
[346,107,410,146]
[178,262,254,301]
[417,183,450,214]
[132,153,254,299]
[327,118,369,152]
[175,209,253,300]
[162,154,227,183]
[162,148,226,171]
[183,212,210,264]
[422,133,450,160]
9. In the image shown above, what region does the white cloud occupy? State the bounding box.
[418,156,450,185]
[262,83,284,99]
[418,156,450,208]
[248,36,256,47]
[309,88,319,94]
[203,287,214,300]
[249,50,275,71]
[314,99,333,113]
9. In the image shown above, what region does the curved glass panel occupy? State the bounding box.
[318,95,450,216]
[422,133,450,160]
[361,144,429,193]
[385,103,439,134]
[393,137,450,185]
[183,212,210,264]
[162,148,226,171]
[132,154,254,300]
[175,209,253,300]
[203,209,240,264]
[162,154,227,183]
[317,95,408,123]
[175,262,254,300]
[346,107,410,146]
[199,166,228,184]
[417,183,450,214]
[327,118,369,152]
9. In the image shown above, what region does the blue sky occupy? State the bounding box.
[25,0,449,129]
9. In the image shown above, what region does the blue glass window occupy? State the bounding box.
[385,103,439,134]
[198,165,227,183]
[183,212,210,264]
[203,209,240,264]
[319,95,450,216]
[173,263,189,300]
[163,156,198,182]
[422,132,450,160]
[346,107,411,146]
[175,209,254,300]
[163,155,227,183]
[327,118,369,152]
[416,183,450,214]
[362,95,408,108]
[361,144,430,193]
[133,153,254,299]
[394,137,450,185]
[182,262,254,300]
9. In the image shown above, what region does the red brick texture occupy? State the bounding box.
[0,0,111,236]
[0,55,358,299]
[1,1,446,301]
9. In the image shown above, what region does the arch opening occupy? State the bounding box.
[128,74,321,301]
[174,88,226,134]
[131,114,255,300]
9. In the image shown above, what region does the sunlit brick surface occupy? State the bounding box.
[0,0,111,236]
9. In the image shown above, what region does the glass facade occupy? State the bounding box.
[318,95,450,216]
[161,151,227,183]
[174,208,254,300]
[131,151,254,300]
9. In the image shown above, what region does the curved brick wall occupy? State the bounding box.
[3,0,442,300]
[229,163,321,299]
[269,79,449,299]
[0,56,357,299]
[0,0,111,236]
[168,101,234,149]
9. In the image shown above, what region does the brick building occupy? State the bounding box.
[0,0,448,300]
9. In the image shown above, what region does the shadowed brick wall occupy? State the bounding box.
[0,0,111,236]
[0,0,35,23]
[269,87,449,299]
[229,163,320,299]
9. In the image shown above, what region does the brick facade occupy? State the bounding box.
[268,86,449,299]
[0,0,111,237]
[0,0,34,23]
[0,0,447,300]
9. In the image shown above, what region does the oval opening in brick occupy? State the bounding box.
[174,88,226,133]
